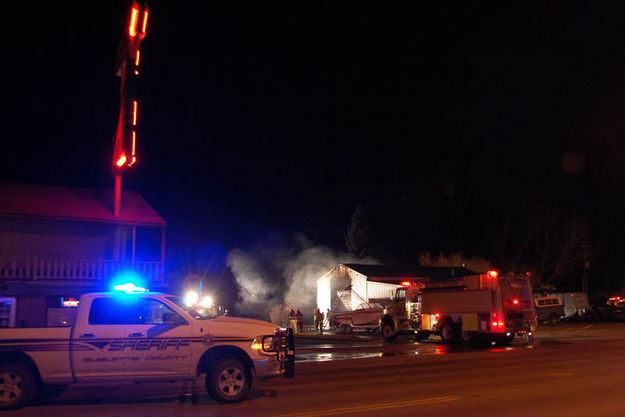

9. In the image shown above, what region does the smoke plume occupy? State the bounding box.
[227,233,372,323]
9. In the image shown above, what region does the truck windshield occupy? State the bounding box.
[166,296,219,319]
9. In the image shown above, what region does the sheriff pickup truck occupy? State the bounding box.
[0,285,294,409]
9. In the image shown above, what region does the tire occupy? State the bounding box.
[414,331,430,341]
[205,358,250,403]
[494,333,515,346]
[439,319,459,344]
[546,313,559,325]
[381,321,398,341]
[0,362,37,410]
[460,330,483,346]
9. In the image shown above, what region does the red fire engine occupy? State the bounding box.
[379,270,538,345]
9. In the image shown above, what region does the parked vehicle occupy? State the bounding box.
[584,303,625,322]
[0,284,295,409]
[553,292,590,320]
[534,296,565,324]
[330,302,385,333]
[379,271,537,345]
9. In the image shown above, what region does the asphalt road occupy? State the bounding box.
[7,323,625,416]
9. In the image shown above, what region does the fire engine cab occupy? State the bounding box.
[379,271,538,345]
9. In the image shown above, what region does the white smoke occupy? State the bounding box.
[227,248,281,317]
[227,233,374,322]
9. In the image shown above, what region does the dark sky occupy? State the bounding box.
[3,2,625,281]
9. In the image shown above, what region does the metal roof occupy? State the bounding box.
[0,182,166,227]
[343,263,479,280]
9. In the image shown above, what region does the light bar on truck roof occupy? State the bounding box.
[113,283,148,293]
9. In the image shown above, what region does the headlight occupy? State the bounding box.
[251,336,275,352]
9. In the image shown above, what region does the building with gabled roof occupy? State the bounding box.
[317,263,480,314]
[0,182,167,327]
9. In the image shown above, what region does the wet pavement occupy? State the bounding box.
[292,321,625,362]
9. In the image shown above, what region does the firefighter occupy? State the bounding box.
[288,309,296,331]
[325,308,331,329]
[295,309,303,333]
[314,308,324,334]
[313,308,320,333]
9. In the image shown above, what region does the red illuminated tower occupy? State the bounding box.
[112,1,149,216]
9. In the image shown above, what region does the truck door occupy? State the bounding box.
[123,298,193,378]
[71,296,132,381]
[395,289,407,319]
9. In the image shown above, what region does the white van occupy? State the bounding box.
[554,292,590,319]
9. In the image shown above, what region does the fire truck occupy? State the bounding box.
[379,271,538,345]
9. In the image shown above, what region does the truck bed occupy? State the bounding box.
[0,327,73,384]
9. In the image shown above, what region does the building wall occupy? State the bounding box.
[366,281,399,303]
[0,217,166,327]
[0,218,108,259]
[317,264,400,312]
[317,265,351,313]
[0,283,103,328]
[350,274,368,309]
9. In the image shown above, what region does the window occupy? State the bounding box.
[0,298,16,328]
[89,298,145,325]
[144,299,183,324]
[88,297,184,325]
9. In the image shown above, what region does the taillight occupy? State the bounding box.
[512,299,519,305]
[491,312,504,330]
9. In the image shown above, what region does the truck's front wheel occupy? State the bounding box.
[381,321,398,341]
[206,358,251,403]
[0,362,37,410]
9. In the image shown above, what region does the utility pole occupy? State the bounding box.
[580,244,591,296]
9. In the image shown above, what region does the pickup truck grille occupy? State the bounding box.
[273,328,295,352]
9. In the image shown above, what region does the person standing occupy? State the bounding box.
[325,308,331,330]
[288,309,296,331]
[295,309,303,333]
[313,308,320,332]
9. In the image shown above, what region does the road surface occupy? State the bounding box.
[7,323,625,416]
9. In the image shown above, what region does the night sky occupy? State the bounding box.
[4,2,625,296]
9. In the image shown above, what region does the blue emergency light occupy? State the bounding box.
[110,270,147,293]
[113,282,148,293]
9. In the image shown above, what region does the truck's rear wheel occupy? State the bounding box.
[461,331,484,346]
[0,362,37,410]
[494,333,515,346]
[206,358,250,403]
[439,319,459,344]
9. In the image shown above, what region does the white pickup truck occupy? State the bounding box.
[0,286,295,409]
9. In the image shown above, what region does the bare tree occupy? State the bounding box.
[499,203,599,289]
